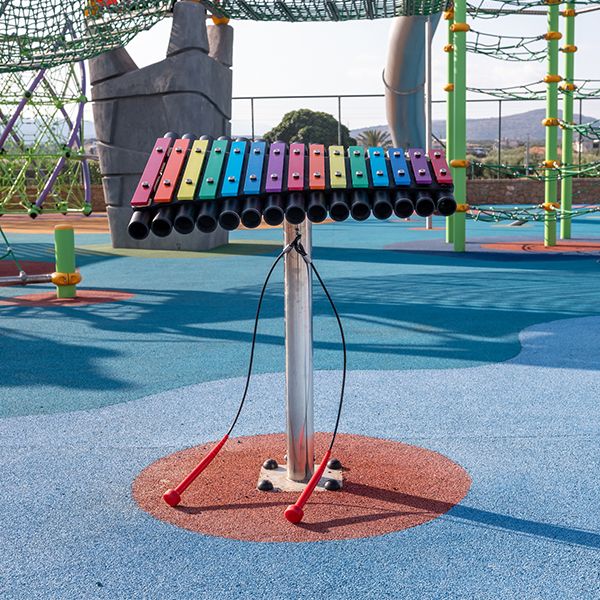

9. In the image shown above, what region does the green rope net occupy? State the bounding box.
[203,0,452,21]
[0,63,90,215]
[467,80,546,100]
[468,160,600,181]
[0,0,452,74]
[0,0,173,73]
[467,78,600,101]
[467,0,600,19]
[467,30,546,61]
[467,204,600,222]
[570,79,600,99]
[561,118,600,140]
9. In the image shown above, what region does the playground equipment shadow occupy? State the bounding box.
[1,218,600,417]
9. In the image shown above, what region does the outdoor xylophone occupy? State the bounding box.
[128,133,456,239]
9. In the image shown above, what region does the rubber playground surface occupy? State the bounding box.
[1,212,600,599]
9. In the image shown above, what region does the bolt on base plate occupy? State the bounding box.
[257,462,343,492]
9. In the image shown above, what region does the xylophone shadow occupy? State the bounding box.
[127,188,456,240]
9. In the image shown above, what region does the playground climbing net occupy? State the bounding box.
[0,0,173,73]
[467,204,600,222]
[467,0,600,18]
[200,0,452,21]
[0,0,453,72]
[466,30,546,61]
[561,118,600,140]
[468,160,600,180]
[0,62,92,216]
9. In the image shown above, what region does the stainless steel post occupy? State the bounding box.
[425,17,433,231]
[284,218,314,482]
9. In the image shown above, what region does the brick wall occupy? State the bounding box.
[91,185,106,212]
[467,178,600,205]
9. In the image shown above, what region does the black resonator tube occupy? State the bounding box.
[435,191,457,216]
[218,198,241,231]
[263,195,285,226]
[414,190,436,218]
[350,190,371,221]
[151,205,174,237]
[329,191,350,222]
[241,197,262,229]
[196,202,218,233]
[128,210,152,240]
[393,190,414,218]
[285,192,306,225]
[306,192,328,223]
[372,190,394,220]
[173,203,197,235]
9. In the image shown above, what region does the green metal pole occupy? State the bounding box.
[54,225,77,299]
[452,0,467,252]
[544,1,560,247]
[445,10,455,244]
[560,3,575,239]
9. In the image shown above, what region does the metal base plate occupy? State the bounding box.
[257,463,343,492]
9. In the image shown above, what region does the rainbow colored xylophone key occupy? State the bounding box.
[128,133,456,240]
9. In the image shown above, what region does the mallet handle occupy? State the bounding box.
[174,434,229,494]
[294,450,331,510]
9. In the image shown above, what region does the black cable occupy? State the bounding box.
[292,237,347,452]
[225,242,292,435]
[226,232,346,456]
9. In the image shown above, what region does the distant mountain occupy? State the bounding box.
[351,109,597,143]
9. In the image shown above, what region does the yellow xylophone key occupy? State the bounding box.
[176,139,209,201]
[328,145,347,189]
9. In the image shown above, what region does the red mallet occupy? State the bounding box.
[163,434,229,507]
[284,449,331,524]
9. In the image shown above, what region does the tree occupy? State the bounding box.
[355,129,392,150]
[263,109,355,146]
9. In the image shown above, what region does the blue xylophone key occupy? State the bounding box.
[220,141,247,197]
[388,148,412,186]
[367,147,389,187]
[243,141,266,195]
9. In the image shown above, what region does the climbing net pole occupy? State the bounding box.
[444,9,455,244]
[451,0,469,252]
[561,2,576,239]
[543,0,560,247]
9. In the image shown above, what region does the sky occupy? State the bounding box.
[124,5,600,136]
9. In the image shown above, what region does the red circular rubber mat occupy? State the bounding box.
[481,240,600,253]
[0,290,134,306]
[133,433,471,542]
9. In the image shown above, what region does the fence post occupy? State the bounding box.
[497,99,502,179]
[337,96,342,144]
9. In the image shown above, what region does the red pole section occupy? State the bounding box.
[284,449,331,524]
[163,434,229,507]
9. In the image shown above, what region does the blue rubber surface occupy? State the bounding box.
[1,214,600,598]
